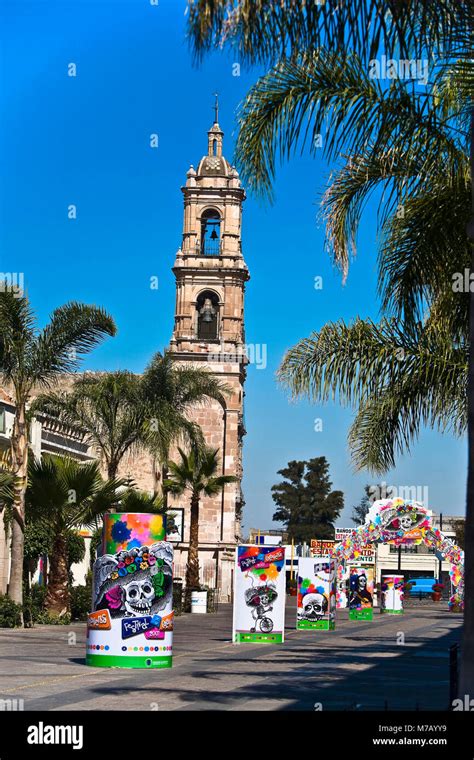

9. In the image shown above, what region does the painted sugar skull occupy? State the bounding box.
[378,500,430,536]
[93,541,173,618]
[244,584,277,610]
[123,577,155,616]
[299,592,328,621]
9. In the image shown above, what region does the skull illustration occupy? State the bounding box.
[259,593,270,607]
[300,592,328,621]
[399,515,413,531]
[123,578,155,616]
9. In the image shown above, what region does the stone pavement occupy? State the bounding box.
[0,603,462,711]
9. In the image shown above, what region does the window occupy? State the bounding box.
[0,407,5,434]
[196,291,219,341]
[200,209,221,255]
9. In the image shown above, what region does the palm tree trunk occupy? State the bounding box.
[8,400,28,608]
[45,532,70,617]
[460,104,474,697]
[161,462,169,510]
[185,492,200,590]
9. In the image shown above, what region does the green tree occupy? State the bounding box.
[272,457,343,541]
[117,488,164,514]
[33,352,227,499]
[164,447,237,590]
[26,455,124,618]
[0,290,116,608]
[33,371,143,481]
[140,352,228,507]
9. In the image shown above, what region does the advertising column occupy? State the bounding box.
[87,513,174,668]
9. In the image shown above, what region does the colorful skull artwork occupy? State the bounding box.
[332,499,464,612]
[296,557,337,630]
[233,545,286,643]
[93,542,173,618]
[348,566,375,620]
[86,513,174,669]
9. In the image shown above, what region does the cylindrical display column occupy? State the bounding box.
[86,513,173,668]
[381,574,404,615]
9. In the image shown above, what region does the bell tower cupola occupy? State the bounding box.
[170,101,249,355]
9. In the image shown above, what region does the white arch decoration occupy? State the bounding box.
[332,499,464,611]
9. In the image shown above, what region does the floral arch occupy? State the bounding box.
[332,499,464,610]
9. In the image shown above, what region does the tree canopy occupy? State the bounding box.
[271,457,343,541]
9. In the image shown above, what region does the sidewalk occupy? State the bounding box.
[0,603,462,711]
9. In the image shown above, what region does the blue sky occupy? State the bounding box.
[1,0,466,530]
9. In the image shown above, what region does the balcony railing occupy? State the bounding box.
[199,238,220,256]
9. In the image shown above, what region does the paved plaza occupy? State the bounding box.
[0,603,462,711]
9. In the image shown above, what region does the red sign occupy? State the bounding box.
[265,547,285,564]
[310,540,335,557]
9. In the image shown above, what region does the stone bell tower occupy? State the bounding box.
[168,100,249,600]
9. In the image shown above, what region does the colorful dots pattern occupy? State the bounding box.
[87,644,110,651]
[88,643,172,653]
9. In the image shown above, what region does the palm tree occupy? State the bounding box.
[0,290,116,606]
[26,455,125,617]
[33,352,228,498]
[185,1,474,692]
[140,352,228,505]
[32,371,143,481]
[164,447,237,591]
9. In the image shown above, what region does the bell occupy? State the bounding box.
[210,228,218,240]
[201,298,215,322]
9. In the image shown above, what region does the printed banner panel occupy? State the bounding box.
[349,565,375,620]
[87,513,173,668]
[233,545,286,643]
[381,574,404,614]
[297,557,337,630]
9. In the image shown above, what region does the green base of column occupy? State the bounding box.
[380,609,404,615]
[86,654,172,669]
[349,609,373,621]
[297,620,335,630]
[234,632,283,644]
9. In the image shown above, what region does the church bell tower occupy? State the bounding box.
[168,100,249,599]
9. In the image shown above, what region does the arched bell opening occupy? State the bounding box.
[196,290,220,341]
[200,208,221,256]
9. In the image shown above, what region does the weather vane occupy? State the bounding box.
[213,92,219,124]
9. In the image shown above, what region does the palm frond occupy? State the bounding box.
[278,316,466,471]
[235,49,467,200]
[0,291,37,386]
[378,182,471,329]
[29,303,116,387]
[187,1,471,66]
